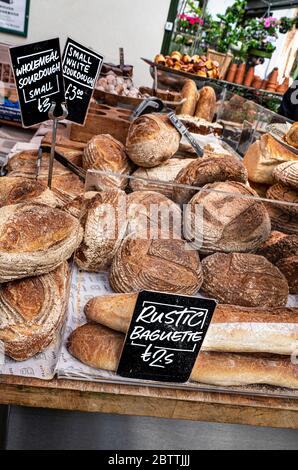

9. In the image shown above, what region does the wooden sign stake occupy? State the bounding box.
[48,102,68,189]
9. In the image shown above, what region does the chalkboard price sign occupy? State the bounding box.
[63,38,103,125]
[117,291,217,383]
[9,38,65,128]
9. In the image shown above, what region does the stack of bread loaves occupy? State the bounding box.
[67,111,298,391]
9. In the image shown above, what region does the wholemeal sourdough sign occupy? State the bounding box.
[118,291,217,383]
[9,38,65,127]
[62,38,103,125]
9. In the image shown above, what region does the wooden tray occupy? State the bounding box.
[94,87,184,109]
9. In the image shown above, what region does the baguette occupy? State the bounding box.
[68,324,298,389]
[177,80,198,116]
[195,86,216,122]
[85,295,298,355]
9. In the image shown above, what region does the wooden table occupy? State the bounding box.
[0,376,297,430]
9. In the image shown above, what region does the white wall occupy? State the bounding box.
[0,0,170,86]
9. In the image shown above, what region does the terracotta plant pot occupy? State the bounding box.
[234,63,246,85]
[243,67,255,87]
[226,63,238,83]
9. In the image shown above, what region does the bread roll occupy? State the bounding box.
[126,114,180,168]
[83,134,131,189]
[75,191,127,272]
[277,256,298,295]
[284,122,298,149]
[201,253,289,308]
[177,80,198,116]
[0,177,59,208]
[173,155,248,205]
[68,323,298,389]
[130,158,195,199]
[191,352,298,389]
[267,184,298,215]
[110,234,203,295]
[195,86,216,122]
[273,161,298,189]
[0,203,83,282]
[0,263,69,361]
[127,191,182,239]
[185,182,271,255]
[243,134,298,185]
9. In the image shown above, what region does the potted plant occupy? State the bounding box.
[279,17,293,34]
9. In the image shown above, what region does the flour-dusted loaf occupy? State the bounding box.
[127,191,182,239]
[273,161,298,189]
[267,184,298,215]
[75,190,127,272]
[83,134,132,189]
[0,177,59,208]
[130,158,195,199]
[191,352,298,389]
[195,86,217,122]
[126,114,180,168]
[243,134,298,185]
[185,181,271,255]
[0,262,69,361]
[0,203,83,282]
[201,253,289,308]
[173,154,248,204]
[84,295,298,356]
[68,323,124,371]
[67,323,298,389]
[177,79,198,116]
[256,231,298,263]
[267,204,298,235]
[110,233,203,295]
[47,174,84,206]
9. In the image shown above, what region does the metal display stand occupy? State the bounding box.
[47,102,68,189]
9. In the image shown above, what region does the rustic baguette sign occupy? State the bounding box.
[118,291,217,383]
[9,38,65,127]
[62,38,103,125]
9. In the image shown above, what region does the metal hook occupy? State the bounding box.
[48,101,68,121]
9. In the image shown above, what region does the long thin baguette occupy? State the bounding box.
[67,324,298,390]
[84,294,298,356]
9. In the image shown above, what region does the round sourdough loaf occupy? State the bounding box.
[126,114,180,168]
[173,155,248,204]
[0,203,83,282]
[267,204,298,235]
[0,262,69,361]
[83,134,132,189]
[75,190,128,272]
[273,161,298,189]
[0,177,59,208]
[256,231,298,264]
[185,181,271,254]
[276,256,298,295]
[130,158,195,199]
[110,234,203,295]
[127,191,182,239]
[201,253,289,308]
[284,122,298,149]
[267,184,298,215]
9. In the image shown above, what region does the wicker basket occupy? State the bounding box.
[207,49,234,80]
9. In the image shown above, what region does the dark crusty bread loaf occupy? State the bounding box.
[173,154,248,204]
[201,252,289,308]
[68,323,298,388]
[126,114,180,168]
[273,161,298,190]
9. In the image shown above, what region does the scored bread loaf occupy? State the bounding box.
[267,204,298,235]
[0,177,59,208]
[195,86,216,122]
[177,79,198,116]
[273,161,298,189]
[267,184,298,215]
[243,134,298,185]
[68,323,298,389]
[83,134,132,189]
[0,262,69,361]
[110,233,203,295]
[276,256,298,295]
[130,158,195,199]
[126,114,180,168]
[0,203,83,282]
[284,122,298,149]
[84,294,298,356]
[173,155,248,205]
[184,181,271,255]
[201,253,289,308]
[75,190,127,272]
